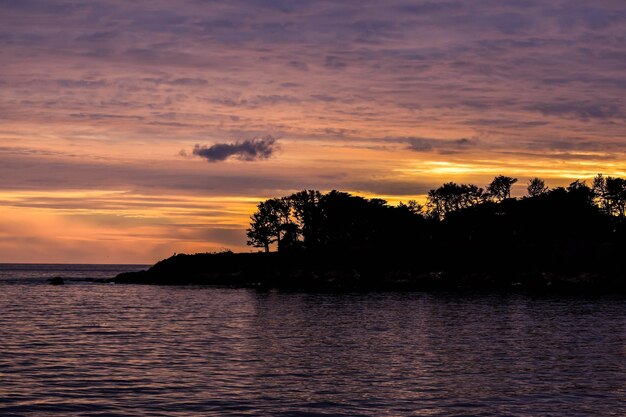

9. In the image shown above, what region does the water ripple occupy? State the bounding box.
[0,266,625,416]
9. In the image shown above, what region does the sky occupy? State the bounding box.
[1,0,625,263]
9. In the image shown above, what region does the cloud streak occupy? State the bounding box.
[405,137,478,153]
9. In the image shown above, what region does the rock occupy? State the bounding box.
[47,277,64,285]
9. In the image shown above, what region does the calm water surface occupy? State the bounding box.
[0,264,624,416]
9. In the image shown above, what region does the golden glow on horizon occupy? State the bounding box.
[2,143,626,264]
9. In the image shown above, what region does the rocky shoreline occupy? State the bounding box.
[111,252,626,293]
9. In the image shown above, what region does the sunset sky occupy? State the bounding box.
[1,0,625,263]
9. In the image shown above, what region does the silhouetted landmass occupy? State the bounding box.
[114,175,626,293]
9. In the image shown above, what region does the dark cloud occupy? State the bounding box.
[56,79,107,88]
[522,137,626,152]
[497,150,617,162]
[287,60,309,71]
[205,95,299,108]
[192,136,278,162]
[466,119,550,129]
[0,0,86,14]
[249,0,313,13]
[491,12,535,35]
[398,2,464,15]
[323,128,356,137]
[75,31,118,42]
[208,97,246,107]
[70,113,144,120]
[280,82,300,88]
[406,138,434,152]
[352,19,401,43]
[529,102,623,120]
[0,146,67,157]
[405,137,478,153]
[311,94,340,102]
[169,78,208,86]
[251,95,300,106]
[453,138,473,147]
[129,10,190,32]
[324,55,347,70]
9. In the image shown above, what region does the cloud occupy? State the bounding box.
[404,137,478,153]
[406,138,434,152]
[192,136,278,162]
[288,60,309,71]
[70,113,144,120]
[529,102,623,121]
[75,31,118,42]
[251,95,300,106]
[56,79,107,88]
[168,78,209,86]
[324,55,347,70]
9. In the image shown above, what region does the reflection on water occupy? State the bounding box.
[0,265,624,416]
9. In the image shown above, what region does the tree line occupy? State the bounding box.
[246,174,626,253]
[246,190,417,253]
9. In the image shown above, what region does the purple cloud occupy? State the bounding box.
[192,136,277,162]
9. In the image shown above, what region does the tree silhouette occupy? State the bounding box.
[427,182,484,220]
[246,199,280,252]
[289,190,323,247]
[246,174,626,260]
[567,179,594,205]
[246,189,428,253]
[278,222,300,252]
[245,198,293,252]
[487,175,518,201]
[594,174,626,218]
[398,200,423,215]
[605,176,626,218]
[527,177,548,197]
[593,174,610,214]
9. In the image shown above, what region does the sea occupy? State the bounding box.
[0,263,624,416]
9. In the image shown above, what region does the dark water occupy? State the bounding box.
[0,264,624,416]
